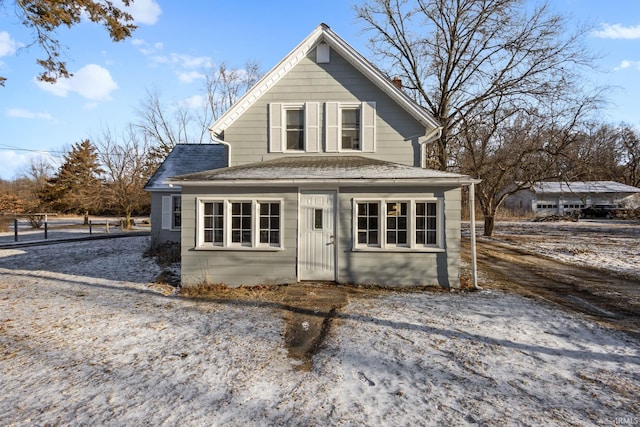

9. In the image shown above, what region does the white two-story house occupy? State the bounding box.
[147,23,478,288]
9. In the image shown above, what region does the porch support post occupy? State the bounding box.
[469,182,480,289]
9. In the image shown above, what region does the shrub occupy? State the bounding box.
[144,240,181,266]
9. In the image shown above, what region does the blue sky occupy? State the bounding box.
[0,0,639,180]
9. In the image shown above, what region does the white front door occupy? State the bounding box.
[299,192,336,281]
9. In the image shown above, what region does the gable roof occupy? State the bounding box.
[209,23,441,137]
[532,181,640,194]
[144,144,227,190]
[169,156,476,186]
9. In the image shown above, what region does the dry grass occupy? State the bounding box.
[179,282,287,303]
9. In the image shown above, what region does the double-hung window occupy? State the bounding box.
[269,103,320,153]
[172,195,182,228]
[285,108,304,151]
[198,199,282,250]
[326,101,375,152]
[354,199,441,251]
[161,194,182,230]
[341,107,361,150]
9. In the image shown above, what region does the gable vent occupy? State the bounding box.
[316,42,330,63]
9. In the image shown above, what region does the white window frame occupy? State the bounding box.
[171,195,182,229]
[326,101,376,153]
[339,102,362,151]
[162,194,182,231]
[352,198,444,252]
[196,198,284,251]
[284,105,305,152]
[269,102,320,153]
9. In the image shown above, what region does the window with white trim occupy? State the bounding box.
[326,101,375,152]
[198,199,282,249]
[356,202,379,246]
[415,202,437,246]
[354,199,441,250]
[269,102,320,153]
[285,108,304,150]
[341,107,361,150]
[386,201,408,247]
[162,195,182,230]
[172,195,182,228]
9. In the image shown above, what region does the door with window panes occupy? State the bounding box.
[299,192,336,281]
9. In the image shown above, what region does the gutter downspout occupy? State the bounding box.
[469,181,480,289]
[420,126,443,169]
[212,135,232,167]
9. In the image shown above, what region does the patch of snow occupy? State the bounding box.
[475,220,640,280]
[0,233,639,425]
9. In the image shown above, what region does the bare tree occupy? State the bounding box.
[136,88,196,159]
[136,60,261,166]
[96,126,151,229]
[356,0,598,171]
[459,93,596,235]
[200,60,262,124]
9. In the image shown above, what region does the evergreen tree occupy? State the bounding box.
[43,140,104,223]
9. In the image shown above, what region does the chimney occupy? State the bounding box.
[391,76,402,89]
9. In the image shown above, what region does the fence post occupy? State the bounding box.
[14,219,18,242]
[44,222,48,240]
[106,219,109,233]
[89,220,93,235]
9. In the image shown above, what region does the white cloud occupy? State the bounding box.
[180,95,205,109]
[115,0,162,25]
[0,150,30,180]
[593,23,640,39]
[6,108,54,121]
[35,64,118,101]
[149,53,213,69]
[0,31,21,57]
[132,38,164,56]
[178,71,205,84]
[613,60,640,71]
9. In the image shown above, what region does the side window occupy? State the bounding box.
[172,196,182,228]
[162,195,181,230]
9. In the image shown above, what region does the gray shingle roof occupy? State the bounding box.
[533,181,640,194]
[144,144,227,190]
[169,156,475,184]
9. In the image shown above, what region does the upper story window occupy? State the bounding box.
[269,102,320,153]
[326,101,375,153]
[341,107,361,150]
[269,101,375,154]
[286,108,305,150]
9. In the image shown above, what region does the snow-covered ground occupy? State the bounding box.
[1,226,639,426]
[477,219,640,280]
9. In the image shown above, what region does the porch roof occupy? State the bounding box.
[168,156,477,186]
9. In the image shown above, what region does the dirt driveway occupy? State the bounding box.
[464,238,640,338]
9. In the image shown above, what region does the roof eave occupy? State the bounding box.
[167,177,479,187]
